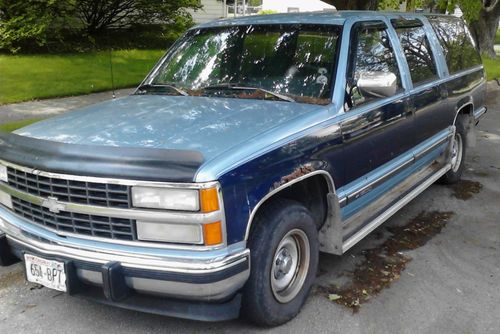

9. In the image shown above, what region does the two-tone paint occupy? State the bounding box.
[0,11,487,318]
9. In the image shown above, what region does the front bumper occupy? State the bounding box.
[0,206,250,321]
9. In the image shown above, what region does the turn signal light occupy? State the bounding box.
[203,221,223,246]
[200,188,220,213]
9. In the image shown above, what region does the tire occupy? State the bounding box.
[242,199,319,327]
[440,115,468,184]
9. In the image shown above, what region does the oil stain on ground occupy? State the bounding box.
[449,179,482,200]
[323,211,454,312]
[0,269,24,291]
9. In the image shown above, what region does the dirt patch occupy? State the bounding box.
[449,179,482,200]
[0,269,24,290]
[323,211,454,312]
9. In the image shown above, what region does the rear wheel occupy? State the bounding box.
[440,115,467,184]
[242,199,318,327]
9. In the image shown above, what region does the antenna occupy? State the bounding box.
[108,47,116,99]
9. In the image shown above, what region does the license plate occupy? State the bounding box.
[24,254,67,292]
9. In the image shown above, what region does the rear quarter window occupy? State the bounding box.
[427,16,482,74]
[396,25,438,86]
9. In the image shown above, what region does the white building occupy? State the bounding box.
[261,0,336,13]
[190,0,228,24]
[190,0,336,24]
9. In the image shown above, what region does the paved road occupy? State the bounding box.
[0,86,499,334]
[0,88,133,123]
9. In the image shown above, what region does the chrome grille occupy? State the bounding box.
[12,197,137,241]
[7,167,131,208]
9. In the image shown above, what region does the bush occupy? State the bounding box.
[0,0,197,54]
[257,9,278,15]
[0,21,191,54]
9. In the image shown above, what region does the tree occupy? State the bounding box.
[378,0,400,10]
[0,0,201,52]
[74,0,201,35]
[326,0,379,10]
[0,0,74,52]
[328,0,499,57]
[437,0,499,57]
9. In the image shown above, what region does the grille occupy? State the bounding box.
[7,167,131,208]
[12,197,137,241]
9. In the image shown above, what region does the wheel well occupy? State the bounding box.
[249,174,331,238]
[454,103,474,124]
[454,103,475,135]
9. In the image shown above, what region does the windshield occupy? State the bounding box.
[145,24,341,105]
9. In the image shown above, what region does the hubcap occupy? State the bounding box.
[450,133,463,173]
[271,229,310,303]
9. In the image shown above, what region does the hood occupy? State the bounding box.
[16,95,324,162]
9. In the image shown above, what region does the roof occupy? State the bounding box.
[194,10,454,29]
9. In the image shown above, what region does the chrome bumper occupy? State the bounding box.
[0,206,250,301]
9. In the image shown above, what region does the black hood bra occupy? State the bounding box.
[0,132,204,182]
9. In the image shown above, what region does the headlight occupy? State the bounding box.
[132,185,223,245]
[131,187,200,211]
[0,165,8,183]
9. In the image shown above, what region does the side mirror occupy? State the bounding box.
[356,71,398,98]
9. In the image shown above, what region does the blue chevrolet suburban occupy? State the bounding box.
[0,11,487,326]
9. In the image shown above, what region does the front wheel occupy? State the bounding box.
[242,199,318,327]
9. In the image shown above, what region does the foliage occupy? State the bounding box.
[257,9,278,15]
[496,29,500,44]
[0,0,75,52]
[74,0,200,34]
[325,0,379,10]
[0,49,164,104]
[0,0,198,53]
[248,0,262,6]
[406,0,425,10]
[483,55,500,79]
[436,0,483,22]
[377,0,425,11]
[377,0,400,10]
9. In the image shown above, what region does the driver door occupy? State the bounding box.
[339,21,416,214]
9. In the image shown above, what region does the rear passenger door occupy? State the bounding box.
[392,19,446,144]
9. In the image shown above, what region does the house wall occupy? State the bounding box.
[190,0,226,24]
[261,0,335,13]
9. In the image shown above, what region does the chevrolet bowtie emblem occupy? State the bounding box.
[41,196,66,214]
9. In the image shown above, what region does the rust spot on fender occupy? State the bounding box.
[272,165,315,190]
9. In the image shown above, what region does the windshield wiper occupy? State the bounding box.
[201,83,296,103]
[136,83,189,96]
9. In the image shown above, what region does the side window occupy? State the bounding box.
[346,23,403,108]
[396,25,438,86]
[428,16,482,74]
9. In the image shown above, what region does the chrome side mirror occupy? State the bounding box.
[356,71,398,98]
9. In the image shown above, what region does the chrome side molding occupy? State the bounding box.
[342,163,451,253]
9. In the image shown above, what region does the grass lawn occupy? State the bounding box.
[483,56,500,80]
[0,49,164,105]
[0,118,42,132]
